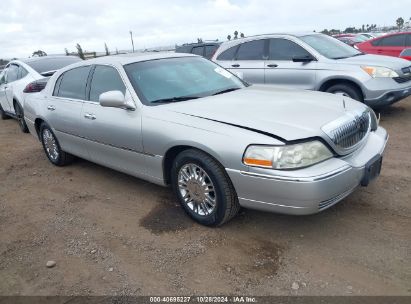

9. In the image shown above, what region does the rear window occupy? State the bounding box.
[54,66,91,100]
[26,57,81,74]
[217,46,238,60]
[236,40,266,60]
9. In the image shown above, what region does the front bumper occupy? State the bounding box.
[226,127,388,215]
[363,78,411,108]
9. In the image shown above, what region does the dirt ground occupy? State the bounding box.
[0,98,410,296]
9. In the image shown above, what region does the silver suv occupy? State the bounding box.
[212,33,411,108]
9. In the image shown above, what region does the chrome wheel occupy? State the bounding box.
[42,129,59,161]
[178,163,217,216]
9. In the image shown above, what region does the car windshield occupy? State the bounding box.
[26,57,82,74]
[124,56,246,105]
[300,34,362,59]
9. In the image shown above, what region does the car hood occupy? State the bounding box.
[166,85,367,142]
[339,54,410,71]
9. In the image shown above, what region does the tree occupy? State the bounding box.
[116,48,119,55]
[64,48,69,56]
[32,50,47,57]
[321,29,330,35]
[227,35,231,41]
[396,17,404,30]
[104,43,110,56]
[76,43,85,60]
[234,30,238,39]
[240,32,245,38]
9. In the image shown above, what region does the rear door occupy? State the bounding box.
[46,65,91,158]
[373,34,406,57]
[228,39,266,84]
[80,64,145,175]
[264,38,317,89]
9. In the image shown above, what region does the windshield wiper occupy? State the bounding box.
[332,56,350,60]
[351,53,365,57]
[212,87,241,95]
[151,96,200,104]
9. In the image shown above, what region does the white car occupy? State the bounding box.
[0,56,81,132]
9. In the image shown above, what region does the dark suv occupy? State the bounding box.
[175,42,221,59]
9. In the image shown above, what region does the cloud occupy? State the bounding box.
[0,0,407,58]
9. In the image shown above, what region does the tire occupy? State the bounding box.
[171,149,240,226]
[39,122,74,166]
[325,83,363,102]
[13,101,29,133]
[0,103,10,120]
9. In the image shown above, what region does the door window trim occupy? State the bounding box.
[267,37,316,61]
[234,39,268,61]
[85,64,128,104]
[52,65,93,102]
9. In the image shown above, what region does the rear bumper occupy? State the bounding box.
[226,127,388,215]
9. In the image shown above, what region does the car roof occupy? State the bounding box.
[214,32,321,50]
[19,55,80,64]
[73,52,197,66]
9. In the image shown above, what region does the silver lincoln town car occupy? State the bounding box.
[23,53,388,226]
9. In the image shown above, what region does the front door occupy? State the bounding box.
[264,38,317,90]
[79,64,145,176]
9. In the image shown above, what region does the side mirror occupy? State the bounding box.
[292,55,315,63]
[99,91,134,110]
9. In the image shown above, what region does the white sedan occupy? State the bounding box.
[0,56,81,132]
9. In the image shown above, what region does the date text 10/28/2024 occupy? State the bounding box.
[149,296,257,303]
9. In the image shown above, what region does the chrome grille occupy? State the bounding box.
[322,110,371,153]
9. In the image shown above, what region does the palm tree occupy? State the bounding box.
[234,31,238,39]
[396,17,404,30]
[227,35,231,41]
[76,43,85,60]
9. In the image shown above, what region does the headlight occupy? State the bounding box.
[361,66,399,78]
[243,141,333,170]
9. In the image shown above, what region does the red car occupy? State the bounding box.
[400,48,411,60]
[356,32,411,57]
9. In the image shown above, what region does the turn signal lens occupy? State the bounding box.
[243,158,273,167]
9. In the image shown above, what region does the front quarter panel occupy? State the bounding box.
[141,106,284,181]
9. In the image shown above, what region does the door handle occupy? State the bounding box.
[84,113,96,120]
[267,64,278,68]
[231,64,240,68]
[47,105,55,111]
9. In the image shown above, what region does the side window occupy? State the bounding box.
[379,34,406,47]
[6,65,19,83]
[55,66,91,100]
[236,40,266,60]
[406,34,411,47]
[216,46,238,60]
[269,39,312,60]
[18,66,28,79]
[192,46,204,56]
[89,65,126,102]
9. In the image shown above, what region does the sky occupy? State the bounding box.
[0,0,408,59]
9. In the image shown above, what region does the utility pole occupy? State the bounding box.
[129,30,135,53]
